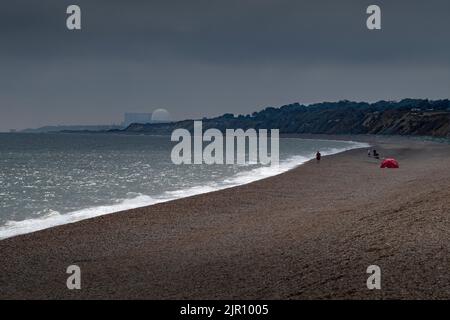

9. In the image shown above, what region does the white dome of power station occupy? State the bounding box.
[151,109,172,123]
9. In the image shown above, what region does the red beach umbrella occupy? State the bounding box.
[380,158,399,169]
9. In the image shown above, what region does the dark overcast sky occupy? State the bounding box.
[0,0,449,131]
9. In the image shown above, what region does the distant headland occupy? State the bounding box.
[19,99,450,138]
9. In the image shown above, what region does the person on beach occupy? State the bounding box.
[368,149,371,157]
[316,151,321,162]
[373,149,380,159]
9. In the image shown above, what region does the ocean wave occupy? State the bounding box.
[0,141,369,240]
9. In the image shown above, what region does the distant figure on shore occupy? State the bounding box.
[316,151,321,162]
[368,149,372,157]
[373,149,380,159]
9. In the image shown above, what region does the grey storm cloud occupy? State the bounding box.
[0,0,450,131]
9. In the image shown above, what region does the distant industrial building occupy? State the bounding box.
[123,113,153,127]
[122,110,172,127]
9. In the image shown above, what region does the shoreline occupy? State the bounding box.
[1,135,450,299]
[0,137,368,240]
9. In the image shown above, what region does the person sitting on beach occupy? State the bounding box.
[316,151,321,162]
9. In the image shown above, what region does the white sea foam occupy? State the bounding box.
[0,140,369,240]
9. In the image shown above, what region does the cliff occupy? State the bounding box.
[118,99,450,138]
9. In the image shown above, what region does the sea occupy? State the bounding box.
[0,133,368,239]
